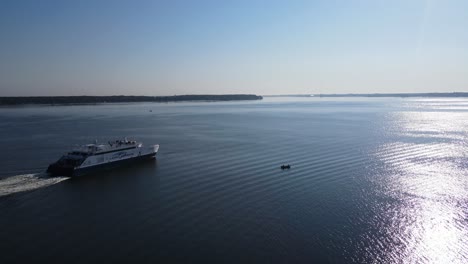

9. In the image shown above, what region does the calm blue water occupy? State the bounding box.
[0,98,467,263]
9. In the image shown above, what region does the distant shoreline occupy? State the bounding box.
[264,92,468,98]
[0,94,263,106]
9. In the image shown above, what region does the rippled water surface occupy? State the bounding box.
[0,98,467,263]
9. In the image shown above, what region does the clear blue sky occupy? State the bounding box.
[0,0,467,96]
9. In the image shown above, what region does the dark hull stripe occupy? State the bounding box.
[48,152,156,177]
[92,146,137,156]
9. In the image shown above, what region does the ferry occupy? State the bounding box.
[47,138,159,177]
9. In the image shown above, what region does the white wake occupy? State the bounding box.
[0,173,69,197]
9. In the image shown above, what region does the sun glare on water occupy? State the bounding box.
[372,107,468,263]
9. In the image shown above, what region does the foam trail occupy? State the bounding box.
[0,173,69,197]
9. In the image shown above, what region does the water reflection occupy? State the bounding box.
[372,109,468,263]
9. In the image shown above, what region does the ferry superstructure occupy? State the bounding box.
[47,139,159,177]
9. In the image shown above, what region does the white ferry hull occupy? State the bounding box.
[73,152,156,177]
[47,144,159,177]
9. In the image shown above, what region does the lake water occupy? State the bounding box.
[0,97,467,263]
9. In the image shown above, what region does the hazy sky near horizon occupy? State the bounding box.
[1,0,467,96]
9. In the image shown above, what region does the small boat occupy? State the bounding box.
[281,164,291,170]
